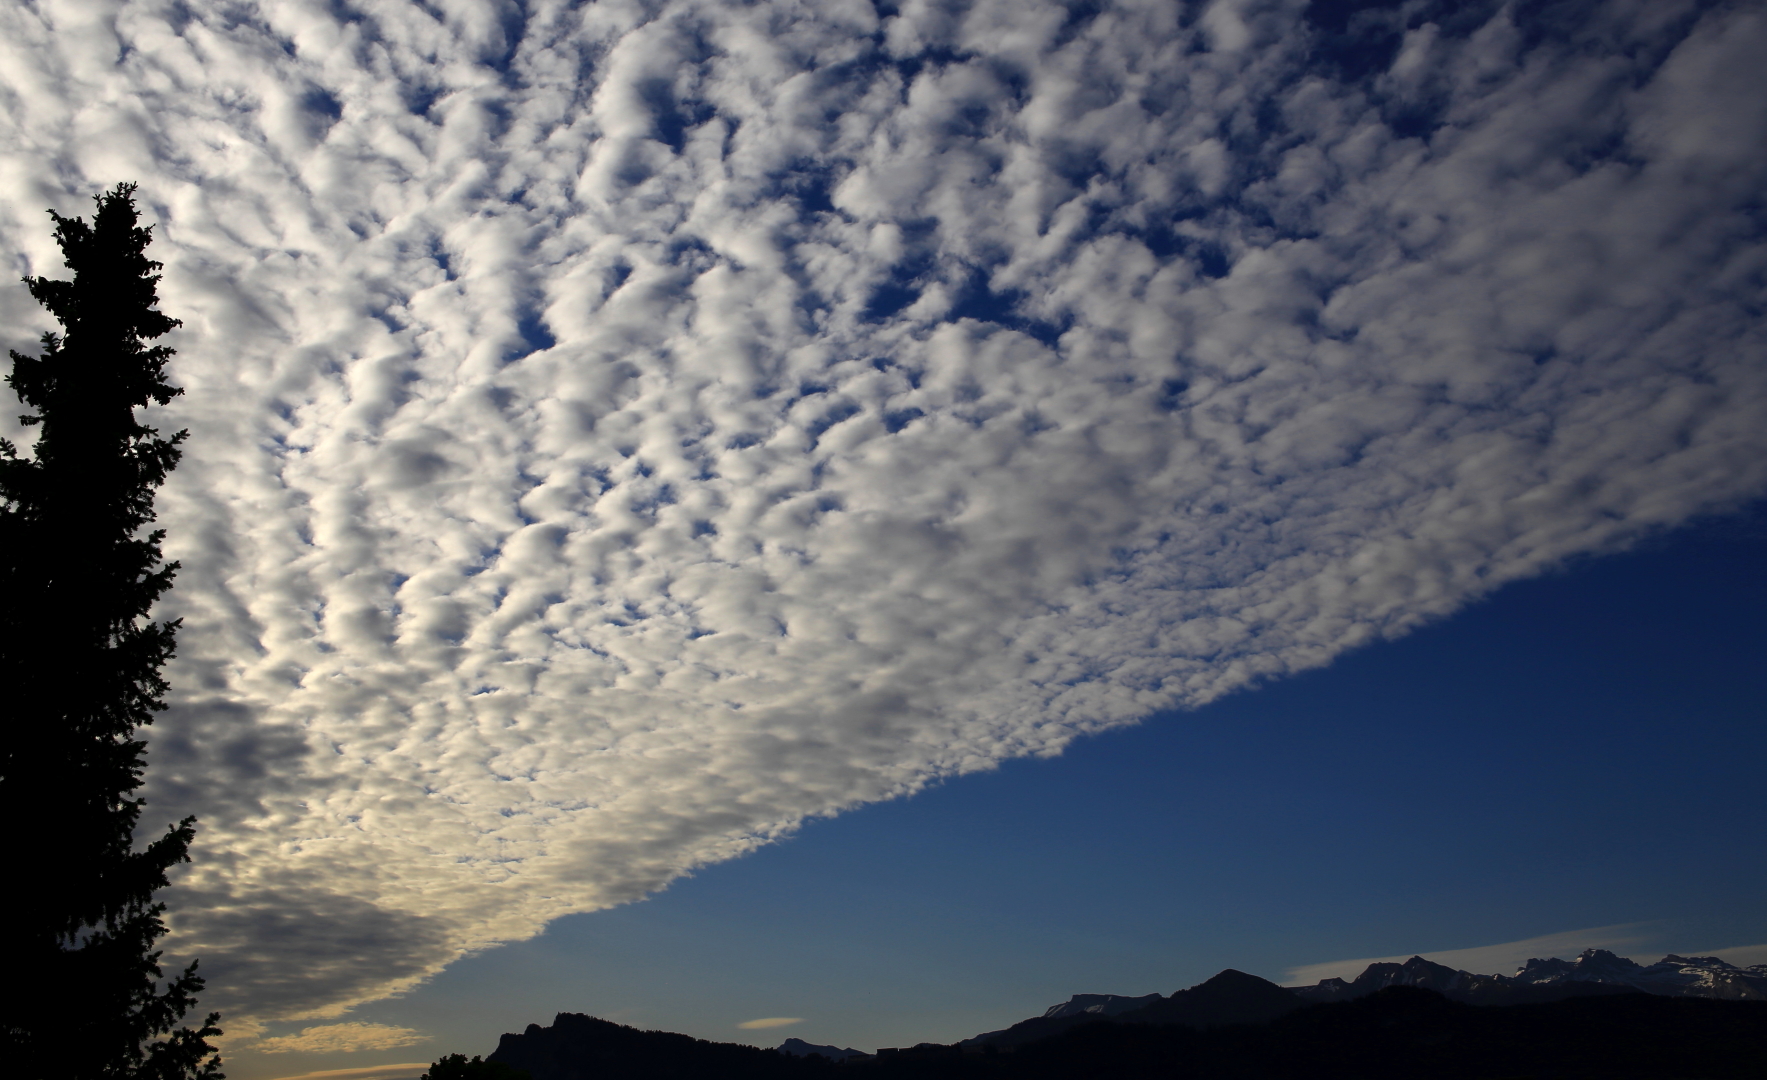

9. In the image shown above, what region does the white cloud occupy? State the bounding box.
[2,0,1763,1030]
[254,1023,427,1054]
[737,1018,805,1030]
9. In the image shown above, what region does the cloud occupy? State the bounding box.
[737,1018,805,1031]
[2,0,1763,1029]
[1283,922,1658,985]
[254,1023,428,1055]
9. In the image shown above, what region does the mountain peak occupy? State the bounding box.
[1124,969,1304,1029]
[1193,968,1281,991]
[777,1037,867,1060]
[1040,992,1163,1020]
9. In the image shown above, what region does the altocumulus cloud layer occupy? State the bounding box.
[3,0,1765,1036]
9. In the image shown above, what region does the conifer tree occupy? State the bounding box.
[0,183,222,1079]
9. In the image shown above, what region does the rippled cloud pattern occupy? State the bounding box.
[2,0,1763,1031]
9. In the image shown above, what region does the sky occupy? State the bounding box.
[0,0,1763,1078]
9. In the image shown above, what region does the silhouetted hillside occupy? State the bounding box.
[778,1038,868,1061]
[1117,968,1304,1027]
[960,987,1767,1080]
[486,1014,832,1080]
[486,989,1767,1080]
[959,969,1302,1049]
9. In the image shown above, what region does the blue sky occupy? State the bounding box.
[304,498,1767,1077]
[1,2,1764,1079]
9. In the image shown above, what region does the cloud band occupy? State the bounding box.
[1,0,1761,1027]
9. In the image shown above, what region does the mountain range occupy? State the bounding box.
[957,948,1766,1049]
[1287,949,1767,1007]
[779,1039,868,1061]
[482,950,1767,1079]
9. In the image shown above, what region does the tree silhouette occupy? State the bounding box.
[0,184,222,1078]
[424,1054,532,1080]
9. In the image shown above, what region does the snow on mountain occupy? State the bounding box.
[1291,948,1767,1003]
[964,948,1766,1052]
[1040,993,1164,1020]
[1289,956,1488,1004]
[1509,950,1767,1001]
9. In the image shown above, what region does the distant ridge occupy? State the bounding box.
[1125,968,1307,1027]
[958,949,1767,1050]
[1287,949,1767,1006]
[1039,993,1161,1020]
[960,969,1303,1050]
[484,990,1767,1080]
[778,1038,868,1061]
[477,950,1767,1079]
[486,1013,831,1080]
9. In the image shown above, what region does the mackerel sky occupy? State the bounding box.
[2,0,1765,1078]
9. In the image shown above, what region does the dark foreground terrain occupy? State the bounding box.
[487,987,1767,1080]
